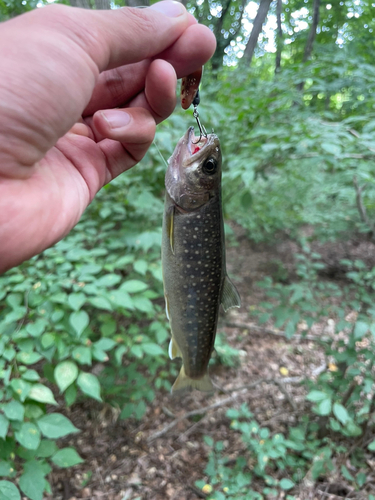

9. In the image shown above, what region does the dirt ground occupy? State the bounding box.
[42,229,375,500]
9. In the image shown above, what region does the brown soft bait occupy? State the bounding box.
[180,67,202,110]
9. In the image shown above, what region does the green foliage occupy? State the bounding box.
[0,167,171,497]
[197,404,333,499]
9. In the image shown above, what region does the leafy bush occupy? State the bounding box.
[196,404,336,499]
[0,154,177,498]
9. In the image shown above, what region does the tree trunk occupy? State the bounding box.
[94,0,111,9]
[302,0,320,62]
[243,0,273,65]
[297,0,320,90]
[69,0,92,8]
[275,0,283,73]
[126,0,150,6]
[210,0,248,72]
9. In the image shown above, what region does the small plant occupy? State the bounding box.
[196,404,336,499]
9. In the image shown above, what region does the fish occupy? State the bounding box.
[162,127,241,393]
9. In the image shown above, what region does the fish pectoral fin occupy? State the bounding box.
[165,205,175,255]
[168,338,182,360]
[171,365,214,394]
[221,275,241,312]
[164,294,170,321]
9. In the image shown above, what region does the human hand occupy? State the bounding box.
[0,1,216,273]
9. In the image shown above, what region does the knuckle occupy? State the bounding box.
[119,8,158,54]
[104,68,127,106]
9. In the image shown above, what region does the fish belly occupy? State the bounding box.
[162,195,224,380]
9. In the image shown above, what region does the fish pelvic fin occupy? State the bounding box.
[168,338,182,360]
[221,275,241,312]
[171,365,214,394]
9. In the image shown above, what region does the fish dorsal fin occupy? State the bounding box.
[168,338,182,360]
[165,205,175,255]
[221,275,241,312]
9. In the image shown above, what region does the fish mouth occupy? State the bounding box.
[186,126,209,156]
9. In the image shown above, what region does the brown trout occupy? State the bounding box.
[162,127,241,393]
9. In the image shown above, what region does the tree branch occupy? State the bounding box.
[353,176,375,238]
[147,377,306,442]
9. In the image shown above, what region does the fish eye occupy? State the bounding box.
[202,157,217,175]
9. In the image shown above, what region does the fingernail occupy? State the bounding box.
[150,1,185,17]
[101,110,131,129]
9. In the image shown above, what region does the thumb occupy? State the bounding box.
[0,2,193,173]
[90,1,195,71]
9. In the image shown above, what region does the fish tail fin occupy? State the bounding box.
[171,365,214,394]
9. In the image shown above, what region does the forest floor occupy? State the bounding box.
[43,226,375,500]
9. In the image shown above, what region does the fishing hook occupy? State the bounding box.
[192,89,207,144]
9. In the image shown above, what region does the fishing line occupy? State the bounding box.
[153,139,169,168]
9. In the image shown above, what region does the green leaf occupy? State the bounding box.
[0,480,20,500]
[22,369,40,382]
[64,384,77,407]
[40,333,55,350]
[88,296,112,311]
[346,421,362,437]
[354,321,369,339]
[142,343,164,356]
[15,423,41,450]
[333,403,350,425]
[77,372,102,402]
[68,293,86,311]
[16,352,43,365]
[26,320,46,338]
[132,296,154,313]
[108,290,134,310]
[368,440,375,451]
[54,361,79,393]
[341,464,354,481]
[0,415,9,440]
[0,461,14,477]
[51,447,84,468]
[130,345,143,358]
[134,260,148,275]
[4,307,26,323]
[36,440,58,458]
[306,390,328,402]
[94,338,116,351]
[115,345,127,365]
[3,400,24,421]
[72,346,92,365]
[69,310,89,337]
[28,384,57,405]
[19,463,45,500]
[10,379,31,402]
[96,274,121,288]
[37,413,80,439]
[120,280,148,294]
[321,142,341,156]
[317,398,332,416]
[279,478,295,490]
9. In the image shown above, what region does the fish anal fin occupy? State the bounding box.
[165,205,175,255]
[171,365,214,394]
[221,275,241,312]
[168,338,182,360]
